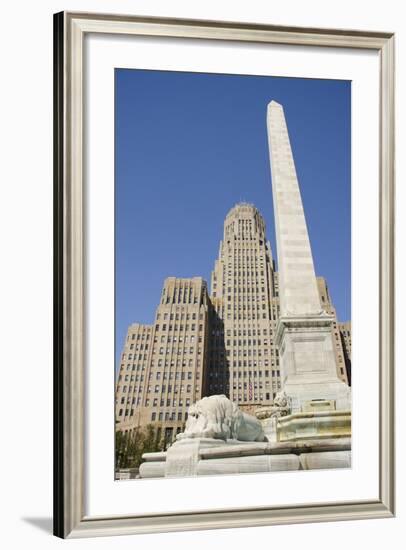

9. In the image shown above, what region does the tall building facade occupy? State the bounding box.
[317,277,350,384]
[115,204,351,437]
[115,277,211,445]
[115,323,153,433]
[208,203,281,413]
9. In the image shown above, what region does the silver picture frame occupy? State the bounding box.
[53,11,395,538]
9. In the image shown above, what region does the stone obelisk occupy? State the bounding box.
[267,101,350,413]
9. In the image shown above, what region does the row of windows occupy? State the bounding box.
[155,323,202,332]
[117,396,141,406]
[148,370,195,380]
[241,328,274,336]
[155,334,199,343]
[221,259,266,268]
[119,369,197,384]
[230,369,281,378]
[117,385,142,394]
[226,286,267,293]
[224,258,265,265]
[213,348,273,358]
[118,384,197,397]
[119,374,144,382]
[127,344,149,351]
[211,328,274,337]
[229,391,277,401]
[224,339,271,346]
[222,237,265,245]
[209,374,277,387]
[224,235,264,242]
[145,383,197,393]
[232,382,279,390]
[118,409,189,421]
[153,346,203,356]
[221,271,267,279]
[146,397,192,407]
[151,411,188,422]
[213,286,268,295]
[152,360,201,369]
[122,363,146,372]
[231,359,278,367]
[227,303,268,310]
[232,380,278,388]
[215,305,270,318]
[224,313,270,321]
[117,394,197,408]
[226,295,268,302]
[155,344,201,353]
[129,332,150,341]
[121,353,148,361]
[163,297,201,305]
[157,312,203,321]
[222,258,266,269]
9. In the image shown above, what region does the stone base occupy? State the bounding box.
[164,438,222,478]
[275,315,352,413]
[277,410,351,442]
[284,380,352,414]
[299,451,351,470]
[139,437,351,478]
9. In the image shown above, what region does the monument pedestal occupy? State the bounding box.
[276,315,351,413]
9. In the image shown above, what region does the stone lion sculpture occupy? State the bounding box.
[255,390,291,420]
[177,395,265,442]
[273,390,290,409]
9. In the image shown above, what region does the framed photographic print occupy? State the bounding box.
[54,11,395,538]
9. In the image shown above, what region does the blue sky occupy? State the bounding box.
[115,69,351,365]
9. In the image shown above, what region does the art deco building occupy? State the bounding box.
[317,277,350,384]
[115,205,351,438]
[208,203,281,414]
[115,277,211,445]
[115,323,153,433]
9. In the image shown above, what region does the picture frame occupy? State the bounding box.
[53,11,395,539]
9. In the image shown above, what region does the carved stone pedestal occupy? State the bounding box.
[276,316,352,413]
